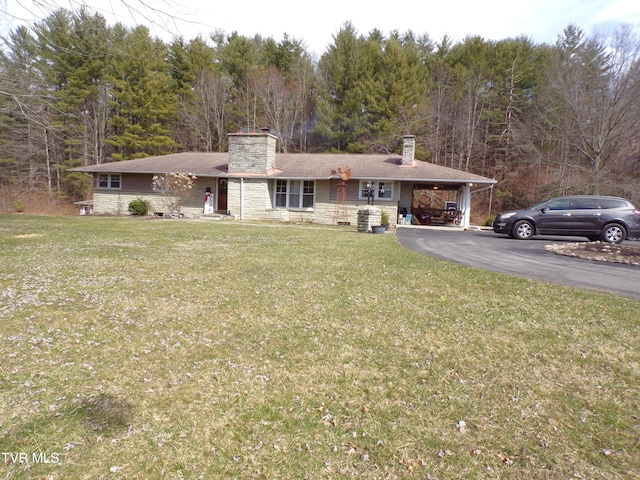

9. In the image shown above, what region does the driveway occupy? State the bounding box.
[396,226,640,299]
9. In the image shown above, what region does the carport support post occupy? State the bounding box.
[461,183,471,229]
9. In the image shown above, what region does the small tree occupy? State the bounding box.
[152,173,197,215]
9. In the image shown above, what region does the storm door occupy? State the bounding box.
[217,178,228,213]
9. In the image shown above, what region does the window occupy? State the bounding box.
[275,180,288,207]
[573,198,597,209]
[302,181,314,208]
[289,181,301,208]
[598,198,626,209]
[546,198,571,210]
[274,180,315,210]
[360,180,393,201]
[97,173,121,190]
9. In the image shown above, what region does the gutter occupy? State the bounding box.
[470,184,495,194]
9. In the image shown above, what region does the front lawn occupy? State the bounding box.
[1,215,638,479]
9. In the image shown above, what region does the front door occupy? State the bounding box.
[217,178,228,213]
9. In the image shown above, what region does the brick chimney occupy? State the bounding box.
[228,129,276,174]
[402,135,416,165]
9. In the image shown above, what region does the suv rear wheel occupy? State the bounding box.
[513,220,534,240]
[601,223,626,244]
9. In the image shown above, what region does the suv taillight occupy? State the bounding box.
[634,210,640,217]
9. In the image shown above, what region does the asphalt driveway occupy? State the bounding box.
[396,226,640,299]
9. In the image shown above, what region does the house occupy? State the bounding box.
[72,130,496,228]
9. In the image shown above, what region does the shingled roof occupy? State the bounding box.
[73,152,495,185]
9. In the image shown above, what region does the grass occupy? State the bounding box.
[0,215,638,479]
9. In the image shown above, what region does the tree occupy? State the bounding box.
[375,33,430,150]
[445,36,496,172]
[316,22,367,151]
[216,32,262,131]
[152,173,196,214]
[255,36,315,152]
[425,36,454,165]
[106,25,179,160]
[534,25,640,196]
[0,25,46,192]
[317,24,430,153]
[170,36,232,152]
[39,7,112,201]
[482,37,548,185]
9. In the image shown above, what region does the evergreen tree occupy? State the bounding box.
[316,22,373,151]
[106,25,179,160]
[376,33,430,149]
[2,11,639,209]
[445,36,495,171]
[217,32,262,130]
[317,24,430,153]
[0,26,44,191]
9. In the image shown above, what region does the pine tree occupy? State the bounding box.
[106,25,179,160]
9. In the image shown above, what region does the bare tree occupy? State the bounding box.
[179,69,231,152]
[256,65,311,153]
[534,25,640,195]
[152,172,197,214]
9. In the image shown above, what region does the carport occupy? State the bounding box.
[400,181,491,229]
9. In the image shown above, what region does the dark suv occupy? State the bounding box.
[493,195,640,243]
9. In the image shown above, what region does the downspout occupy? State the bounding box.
[240,177,244,220]
[470,184,495,195]
[471,184,495,221]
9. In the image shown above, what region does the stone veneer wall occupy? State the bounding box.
[227,132,276,174]
[223,179,399,225]
[402,135,416,165]
[226,178,276,220]
[92,178,401,226]
[92,183,208,218]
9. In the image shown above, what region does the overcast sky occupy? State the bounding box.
[3,0,640,56]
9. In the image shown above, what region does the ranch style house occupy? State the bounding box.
[72,130,496,228]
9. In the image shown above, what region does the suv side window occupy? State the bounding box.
[547,198,571,210]
[597,199,626,209]
[573,198,597,209]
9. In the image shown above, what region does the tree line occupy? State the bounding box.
[1,8,639,211]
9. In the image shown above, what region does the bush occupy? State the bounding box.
[128,198,149,216]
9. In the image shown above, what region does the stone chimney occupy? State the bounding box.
[228,129,276,174]
[402,135,416,165]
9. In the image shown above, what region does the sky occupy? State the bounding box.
[2,0,640,56]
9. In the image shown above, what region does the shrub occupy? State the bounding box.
[128,198,149,216]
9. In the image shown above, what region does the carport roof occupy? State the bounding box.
[72,152,496,185]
